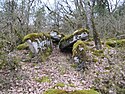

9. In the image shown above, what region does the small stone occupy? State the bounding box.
[29,88,32,92]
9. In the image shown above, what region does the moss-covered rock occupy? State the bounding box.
[23,33,44,42]
[72,40,88,71]
[73,28,89,39]
[59,28,89,52]
[22,32,52,61]
[72,40,87,58]
[106,39,125,47]
[44,89,99,94]
[59,34,74,52]
[16,42,29,50]
[49,30,65,44]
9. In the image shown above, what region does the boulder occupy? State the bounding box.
[49,30,65,44]
[59,28,89,52]
[22,32,52,59]
[72,40,87,71]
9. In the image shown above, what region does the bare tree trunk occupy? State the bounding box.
[91,1,102,50]
[54,0,60,30]
[74,0,89,29]
[79,0,89,29]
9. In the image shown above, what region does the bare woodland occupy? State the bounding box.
[0,0,125,94]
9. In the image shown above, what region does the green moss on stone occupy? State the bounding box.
[23,33,44,42]
[106,39,125,47]
[60,28,89,43]
[17,42,29,50]
[72,40,87,60]
[73,28,89,35]
[73,40,87,52]
[59,28,89,51]
[44,89,99,94]
[22,32,52,62]
[60,34,74,43]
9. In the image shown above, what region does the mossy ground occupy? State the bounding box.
[44,89,99,94]
[106,38,125,47]
[35,76,51,83]
[54,82,65,88]
[92,50,104,57]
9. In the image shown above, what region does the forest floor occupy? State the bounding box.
[0,44,125,94]
[0,47,91,94]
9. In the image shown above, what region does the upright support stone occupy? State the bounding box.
[72,40,88,71]
[22,32,52,60]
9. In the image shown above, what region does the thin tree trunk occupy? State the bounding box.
[91,2,102,50]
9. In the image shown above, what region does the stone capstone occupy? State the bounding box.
[49,30,65,44]
[59,28,89,52]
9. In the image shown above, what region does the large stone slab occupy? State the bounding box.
[49,30,65,44]
[59,28,89,52]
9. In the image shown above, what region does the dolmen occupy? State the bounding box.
[17,28,89,71]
